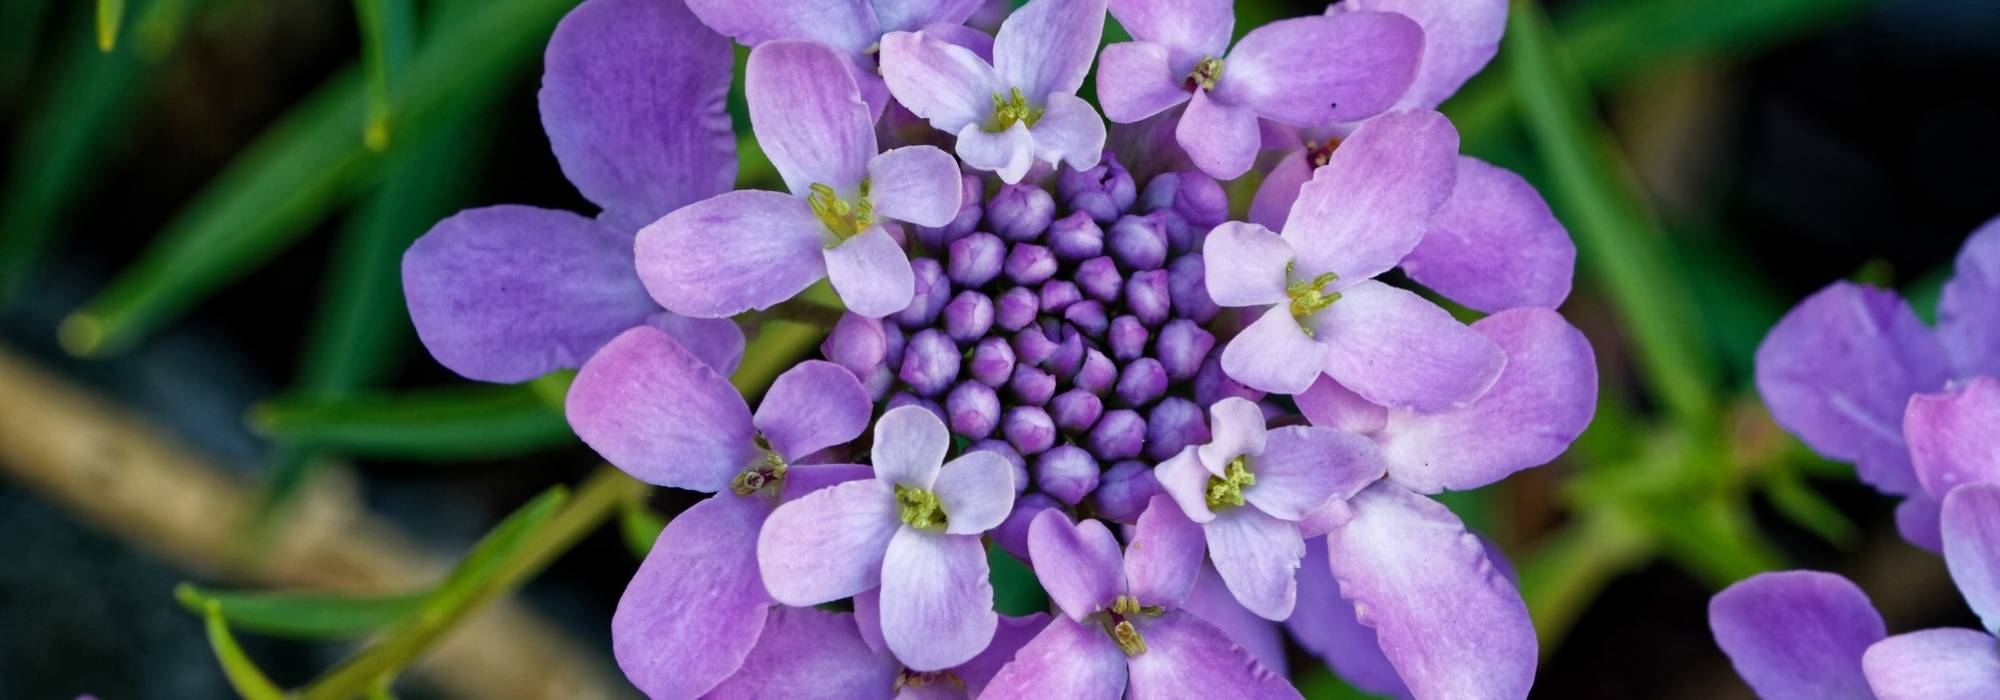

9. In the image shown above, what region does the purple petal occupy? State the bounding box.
[869,146,964,228]
[1156,447,1219,524]
[1288,540,1410,698]
[992,0,1106,100]
[1220,306,1327,395]
[957,122,1039,184]
[1282,110,1458,284]
[1125,611,1300,699]
[1400,156,1575,313]
[1335,0,1507,110]
[826,226,918,318]
[759,479,900,605]
[1199,397,1269,473]
[756,360,872,461]
[643,312,747,377]
[874,404,952,488]
[1380,308,1597,492]
[854,587,888,653]
[881,529,999,671]
[541,0,734,225]
[1909,377,2000,501]
[1295,376,1387,435]
[1125,494,1205,607]
[1943,485,2000,634]
[873,0,984,33]
[1246,149,1312,232]
[782,463,876,501]
[686,0,879,54]
[1246,426,1385,520]
[1296,499,1354,539]
[1898,495,1946,553]
[1181,564,1291,677]
[1864,628,2000,700]
[1328,481,1536,699]
[705,607,903,700]
[636,190,829,318]
[1028,510,1124,619]
[956,613,1054,695]
[1710,570,1883,700]
[747,40,876,195]
[404,207,654,383]
[1940,217,2000,377]
[1204,506,1305,620]
[612,495,773,699]
[935,450,1017,534]
[1095,42,1192,123]
[1214,12,1421,126]
[1106,0,1233,67]
[822,313,888,377]
[1175,89,1261,180]
[1755,282,1952,496]
[980,616,1128,700]
[1202,222,1293,307]
[1029,93,1108,171]
[567,327,752,491]
[880,30,1002,133]
[1312,280,1506,412]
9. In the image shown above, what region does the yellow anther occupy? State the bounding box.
[1204,455,1257,511]
[991,87,1043,131]
[896,484,949,531]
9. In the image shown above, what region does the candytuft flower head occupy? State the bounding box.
[1095,0,1423,179]
[637,40,963,319]
[685,0,990,116]
[758,405,1017,671]
[879,0,1109,183]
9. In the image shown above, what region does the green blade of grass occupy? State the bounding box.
[198,599,287,700]
[353,0,416,151]
[248,384,574,462]
[176,584,429,640]
[96,0,125,51]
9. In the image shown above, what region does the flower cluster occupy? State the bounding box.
[400,0,1599,697]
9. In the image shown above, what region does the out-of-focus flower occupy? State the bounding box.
[685,0,989,115]
[878,0,1109,183]
[637,40,963,319]
[402,0,743,383]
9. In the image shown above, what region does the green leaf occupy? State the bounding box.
[1761,467,1858,549]
[353,0,417,151]
[96,0,125,52]
[426,486,569,610]
[249,384,573,462]
[176,583,428,639]
[1504,0,1717,426]
[198,598,287,700]
[987,543,1049,618]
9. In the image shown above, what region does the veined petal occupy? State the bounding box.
[1327,482,1536,699]
[1755,282,1952,496]
[869,146,964,228]
[1380,308,1597,492]
[1125,611,1300,699]
[1710,570,1883,700]
[1942,485,2000,635]
[1106,0,1233,67]
[1282,110,1458,284]
[993,0,1107,100]
[1908,377,2000,501]
[1202,222,1293,308]
[1095,41,1192,123]
[1157,447,1219,524]
[748,40,877,195]
[1295,376,1388,435]
[782,463,877,502]
[826,226,917,318]
[980,616,1127,700]
[705,607,903,700]
[957,122,1038,184]
[613,495,773,699]
[1939,216,2000,378]
[756,360,872,461]
[1898,495,1946,553]
[686,0,879,55]
[1029,510,1124,620]
[642,312,747,377]
[403,207,655,383]
[1336,0,1508,110]
[880,30,1001,134]
[1029,93,1108,171]
[1312,280,1506,412]
[1863,628,2000,700]
[760,479,901,605]
[1204,507,1305,621]
[935,450,1017,534]
[1213,12,1421,125]
[873,0,984,34]
[542,0,734,225]
[1400,157,1575,313]
[1288,540,1410,698]
[881,529,999,671]
[1220,306,1327,395]
[1199,397,1270,472]
[635,191,829,318]
[1246,149,1312,232]
[874,404,952,489]
[1180,564,1291,676]
[1124,496,1205,609]
[1245,426,1385,520]
[567,327,752,492]
[956,613,1055,695]
[1175,89,1261,181]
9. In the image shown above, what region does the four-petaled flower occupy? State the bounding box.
[685,0,991,116]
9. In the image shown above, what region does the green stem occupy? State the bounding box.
[1517,508,1651,652]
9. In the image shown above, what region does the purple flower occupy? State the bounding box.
[758,405,1017,670]
[685,0,989,115]
[402,0,744,383]
[1153,397,1383,619]
[637,40,963,319]
[1093,0,1422,179]
[1756,217,2000,549]
[878,0,1109,183]
[707,604,1050,698]
[562,327,875,698]
[982,497,1299,698]
[1203,110,1506,408]
[1710,484,2000,699]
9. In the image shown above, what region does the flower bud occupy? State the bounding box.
[1043,324,1085,378]
[1009,365,1057,406]
[820,313,886,378]
[1046,211,1105,261]
[1035,445,1101,505]
[947,381,1001,439]
[1004,243,1058,286]
[1050,388,1103,434]
[1194,356,1266,406]
[1063,300,1109,338]
[994,286,1039,332]
[1116,357,1168,407]
[969,438,1030,495]
[1086,409,1146,461]
[941,290,994,344]
[898,328,961,396]
[1125,269,1172,326]
[1092,460,1163,523]
[947,232,1006,288]
[1039,279,1082,315]
[1002,405,1058,455]
[988,184,1055,242]
[968,336,1017,387]
[996,494,1061,562]
[1058,156,1137,223]
[1145,397,1211,461]
[894,258,951,328]
[1011,325,1058,367]
[914,172,985,248]
[1108,315,1149,361]
[1167,254,1219,323]
[1075,256,1124,303]
[1154,319,1215,382]
[1074,347,1119,395]
[1107,213,1168,271]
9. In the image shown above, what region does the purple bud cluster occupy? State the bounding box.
[822,154,1247,555]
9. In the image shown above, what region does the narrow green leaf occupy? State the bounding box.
[249,384,573,462]
[198,599,287,700]
[176,583,427,639]
[426,486,569,612]
[96,0,125,52]
[353,0,417,151]
[1762,468,1859,548]
[1505,0,1717,425]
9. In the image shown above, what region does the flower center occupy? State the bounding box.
[1183,56,1225,92]
[895,484,949,531]
[1204,455,1256,511]
[1098,595,1164,656]
[1285,261,1341,335]
[991,87,1043,131]
[730,441,789,496]
[894,669,964,692]
[808,179,875,242]
[1306,136,1342,168]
